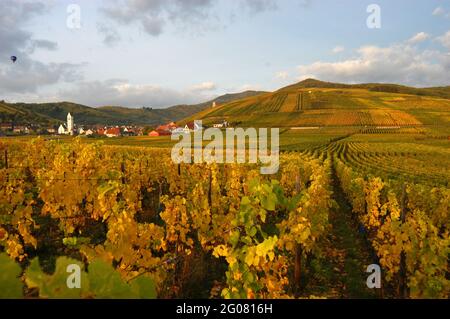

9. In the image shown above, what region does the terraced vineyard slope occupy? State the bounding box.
[183,79,450,129]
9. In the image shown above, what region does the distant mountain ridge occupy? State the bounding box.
[0,90,266,126]
[2,79,449,128]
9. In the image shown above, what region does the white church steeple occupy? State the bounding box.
[67,112,74,135]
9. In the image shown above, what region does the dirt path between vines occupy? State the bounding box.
[323,158,379,298]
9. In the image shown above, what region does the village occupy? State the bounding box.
[0,112,229,138]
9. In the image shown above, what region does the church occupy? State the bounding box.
[58,113,75,135]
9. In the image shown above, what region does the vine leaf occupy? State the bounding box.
[0,253,23,298]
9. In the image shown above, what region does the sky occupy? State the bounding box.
[0,0,449,108]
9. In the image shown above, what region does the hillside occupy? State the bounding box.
[0,90,265,126]
[281,79,450,99]
[182,79,450,128]
[98,90,267,124]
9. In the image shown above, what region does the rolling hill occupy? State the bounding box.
[0,90,265,126]
[182,79,450,128]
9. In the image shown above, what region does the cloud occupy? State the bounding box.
[0,1,86,95]
[242,0,277,13]
[29,39,58,52]
[407,32,430,44]
[0,62,84,94]
[432,7,445,16]
[275,71,289,80]
[437,30,450,49]
[332,46,345,54]
[60,80,211,108]
[190,81,217,91]
[99,0,299,39]
[97,23,121,46]
[296,33,450,87]
[100,0,216,37]
[0,0,47,56]
[432,6,450,18]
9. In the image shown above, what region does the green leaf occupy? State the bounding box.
[243,271,254,283]
[248,178,260,193]
[261,192,277,211]
[248,226,257,237]
[87,259,132,299]
[240,196,251,207]
[0,254,23,298]
[25,257,88,299]
[129,275,157,299]
[63,237,90,247]
[88,259,157,299]
[230,230,240,247]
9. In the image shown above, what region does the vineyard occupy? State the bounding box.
[0,135,448,299]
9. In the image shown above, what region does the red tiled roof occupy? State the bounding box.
[156,129,171,136]
[106,127,121,135]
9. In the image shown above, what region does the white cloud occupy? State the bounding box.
[60,80,209,108]
[432,6,450,18]
[407,32,430,44]
[437,30,450,49]
[432,7,445,16]
[332,46,345,54]
[275,71,289,80]
[296,33,450,87]
[190,81,217,91]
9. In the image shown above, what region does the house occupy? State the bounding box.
[78,127,85,135]
[85,129,94,136]
[158,129,172,136]
[184,121,202,132]
[97,128,106,135]
[122,127,137,136]
[149,130,160,137]
[13,126,29,134]
[58,124,66,135]
[153,122,178,136]
[156,122,177,133]
[105,127,121,137]
[135,127,144,136]
[0,123,12,131]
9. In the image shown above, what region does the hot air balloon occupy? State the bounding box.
[10,56,17,63]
